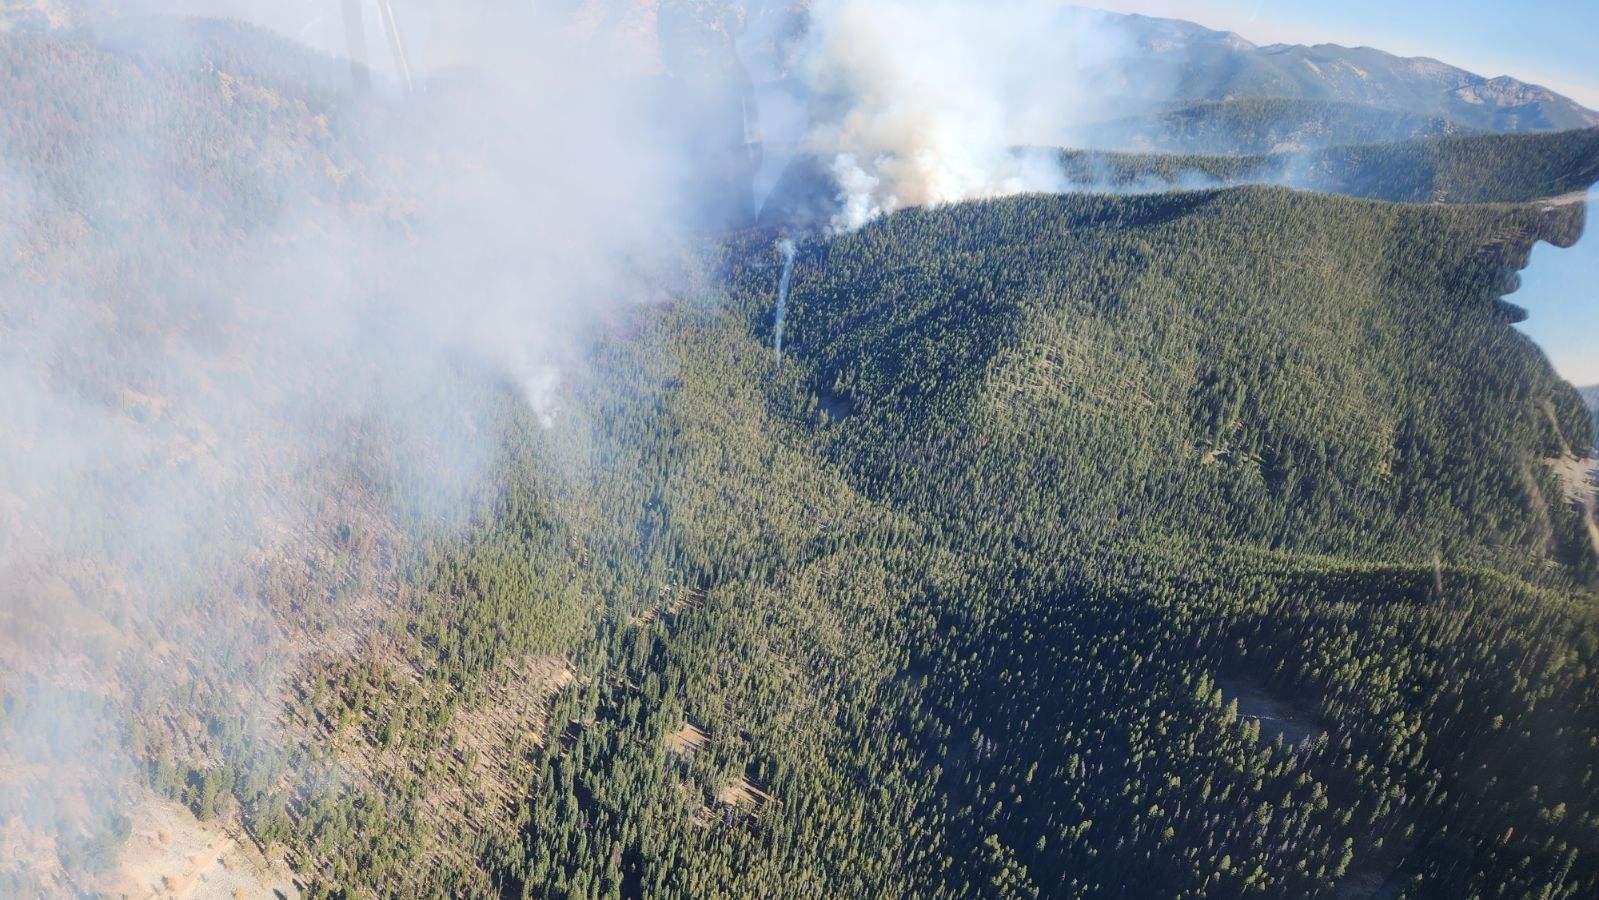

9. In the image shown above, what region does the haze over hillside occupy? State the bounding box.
[1,2,1597,897]
[738,0,1599,233]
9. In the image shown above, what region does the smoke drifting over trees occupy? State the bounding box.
[3,1,1597,894]
[0,3,744,885]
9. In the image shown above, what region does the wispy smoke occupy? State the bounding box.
[0,2,725,887]
[798,0,1134,231]
[773,237,797,357]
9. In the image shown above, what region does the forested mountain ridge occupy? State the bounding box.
[763,126,1599,229]
[3,9,1599,900]
[1061,127,1599,204]
[745,185,1596,575]
[1082,97,1469,155]
[700,181,1599,896]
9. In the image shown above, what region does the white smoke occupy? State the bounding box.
[799,0,1135,231]
[0,2,719,886]
[773,237,798,357]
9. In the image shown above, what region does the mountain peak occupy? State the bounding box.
[1454,75,1591,115]
[1109,9,1257,53]
[1092,8,1599,132]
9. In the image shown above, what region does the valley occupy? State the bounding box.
[1,3,1598,898]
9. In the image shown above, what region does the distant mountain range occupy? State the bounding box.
[8,1,1594,166]
[1086,10,1599,138]
[8,1,1595,132]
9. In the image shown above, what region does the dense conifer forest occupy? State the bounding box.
[2,11,1598,899]
[262,184,1599,897]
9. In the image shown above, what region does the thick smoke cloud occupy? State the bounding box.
[797,0,1135,231]
[0,1,720,887]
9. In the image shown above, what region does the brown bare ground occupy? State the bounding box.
[665,723,710,756]
[1538,190,1592,212]
[105,796,298,900]
[715,778,775,810]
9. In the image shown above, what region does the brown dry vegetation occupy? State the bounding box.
[107,798,299,900]
[664,722,710,756]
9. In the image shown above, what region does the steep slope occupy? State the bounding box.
[0,20,450,896]
[701,182,1599,896]
[750,187,1595,571]
[0,10,753,894]
[436,177,1599,898]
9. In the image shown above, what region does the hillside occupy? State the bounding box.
[711,184,1599,896]
[747,188,1595,568]
[3,7,1599,900]
[249,181,1599,897]
[248,163,1599,898]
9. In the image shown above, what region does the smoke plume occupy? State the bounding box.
[0,2,726,888]
[773,237,798,357]
[797,0,1135,231]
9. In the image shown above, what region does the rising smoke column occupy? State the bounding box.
[774,237,797,358]
[797,0,1135,231]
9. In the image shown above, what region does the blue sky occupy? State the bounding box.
[1105,2,1599,387]
[1514,199,1599,387]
